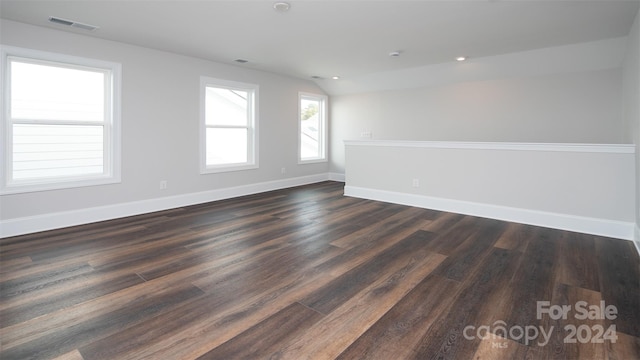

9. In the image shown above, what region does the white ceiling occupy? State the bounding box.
[1,0,639,88]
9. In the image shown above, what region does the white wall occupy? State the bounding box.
[345,141,635,240]
[622,8,640,243]
[330,40,628,174]
[0,20,328,224]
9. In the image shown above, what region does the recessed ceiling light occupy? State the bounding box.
[332,76,340,80]
[389,51,401,57]
[234,59,249,64]
[311,75,324,80]
[273,2,291,12]
[456,56,467,62]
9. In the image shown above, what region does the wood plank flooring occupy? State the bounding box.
[1,181,639,359]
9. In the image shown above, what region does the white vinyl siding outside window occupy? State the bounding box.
[200,77,258,173]
[299,92,327,163]
[1,46,121,194]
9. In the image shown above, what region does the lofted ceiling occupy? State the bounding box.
[1,0,639,90]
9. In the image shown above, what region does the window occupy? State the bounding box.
[299,92,327,163]
[1,46,121,194]
[200,77,258,173]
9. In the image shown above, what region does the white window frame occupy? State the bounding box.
[200,76,259,174]
[0,45,121,195]
[298,92,328,163]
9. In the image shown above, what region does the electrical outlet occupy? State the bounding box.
[412,178,420,188]
[281,167,286,174]
[160,180,167,190]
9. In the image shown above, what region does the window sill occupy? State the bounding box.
[200,163,259,174]
[1,176,121,195]
[298,158,328,165]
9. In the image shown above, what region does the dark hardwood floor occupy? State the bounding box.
[1,181,639,360]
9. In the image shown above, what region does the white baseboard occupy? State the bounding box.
[1,173,337,238]
[344,185,635,241]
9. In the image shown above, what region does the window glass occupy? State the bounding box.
[299,93,327,163]
[11,61,105,122]
[1,48,121,194]
[200,77,258,173]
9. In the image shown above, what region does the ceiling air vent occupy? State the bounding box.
[48,16,99,31]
